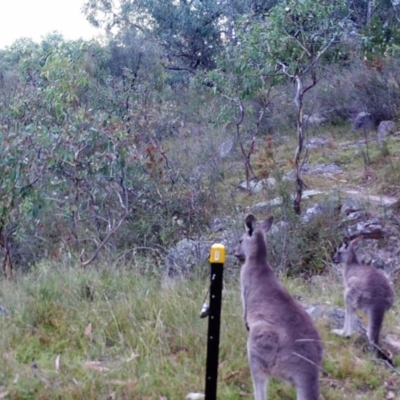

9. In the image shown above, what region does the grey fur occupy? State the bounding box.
[234,214,323,400]
[332,237,394,347]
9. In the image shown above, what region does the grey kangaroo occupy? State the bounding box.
[234,214,323,400]
[332,237,394,348]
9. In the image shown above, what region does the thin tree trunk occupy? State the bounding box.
[294,76,305,215]
[0,226,13,280]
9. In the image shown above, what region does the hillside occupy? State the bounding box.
[1,126,400,399]
[1,1,400,398]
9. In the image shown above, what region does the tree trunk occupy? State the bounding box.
[0,226,13,280]
[293,76,305,215]
[367,0,373,25]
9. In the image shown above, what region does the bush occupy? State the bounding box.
[308,59,400,125]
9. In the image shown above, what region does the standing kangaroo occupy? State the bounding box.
[332,237,394,348]
[234,214,323,400]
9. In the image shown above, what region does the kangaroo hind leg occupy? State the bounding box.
[247,325,279,400]
[247,339,270,400]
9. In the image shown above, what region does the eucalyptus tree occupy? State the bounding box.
[264,0,352,212]
[349,0,399,26]
[0,128,44,278]
[210,0,353,212]
[82,0,280,74]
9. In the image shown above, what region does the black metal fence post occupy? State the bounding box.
[204,243,226,400]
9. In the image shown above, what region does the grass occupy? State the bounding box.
[0,261,400,399]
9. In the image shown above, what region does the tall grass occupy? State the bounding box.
[0,262,399,399]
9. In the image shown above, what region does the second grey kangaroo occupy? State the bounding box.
[332,237,394,348]
[234,214,323,400]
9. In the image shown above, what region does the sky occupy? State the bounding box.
[0,0,101,49]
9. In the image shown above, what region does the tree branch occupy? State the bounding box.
[282,27,311,57]
[81,192,130,267]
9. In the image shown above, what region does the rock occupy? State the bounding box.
[237,177,276,193]
[344,210,369,222]
[301,203,324,223]
[307,137,330,149]
[371,258,385,270]
[340,198,363,216]
[165,239,212,277]
[253,189,326,210]
[346,218,386,239]
[218,139,234,158]
[253,178,276,192]
[209,217,230,233]
[304,114,327,126]
[353,111,377,131]
[0,305,10,316]
[377,120,396,141]
[383,334,400,353]
[306,305,364,333]
[386,391,395,400]
[287,164,342,179]
[237,179,259,192]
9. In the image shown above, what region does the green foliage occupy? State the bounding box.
[362,14,400,59]
[41,53,91,121]
[238,0,350,81]
[0,127,44,271]
[84,0,229,72]
[1,0,400,271]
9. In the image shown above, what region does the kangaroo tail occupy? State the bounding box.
[368,306,385,346]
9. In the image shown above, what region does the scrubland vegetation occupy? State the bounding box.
[1,0,400,398]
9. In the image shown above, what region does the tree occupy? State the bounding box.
[236,0,351,213]
[83,0,281,74]
[206,24,276,193]
[0,128,43,279]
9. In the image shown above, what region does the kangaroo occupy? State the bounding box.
[234,214,323,400]
[332,237,394,348]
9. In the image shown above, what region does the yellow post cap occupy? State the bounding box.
[209,243,226,264]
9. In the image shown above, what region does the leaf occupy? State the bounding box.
[84,322,92,337]
[105,380,132,386]
[186,394,205,400]
[125,352,139,362]
[55,354,61,371]
[48,158,56,168]
[84,361,110,372]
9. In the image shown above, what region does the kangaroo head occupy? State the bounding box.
[332,237,361,264]
[234,214,274,262]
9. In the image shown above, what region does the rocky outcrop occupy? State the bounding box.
[377,120,396,141]
[164,238,213,277]
[353,111,377,131]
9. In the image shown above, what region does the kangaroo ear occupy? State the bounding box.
[343,237,350,248]
[245,214,257,236]
[260,216,274,233]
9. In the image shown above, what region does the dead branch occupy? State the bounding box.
[81,192,130,267]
